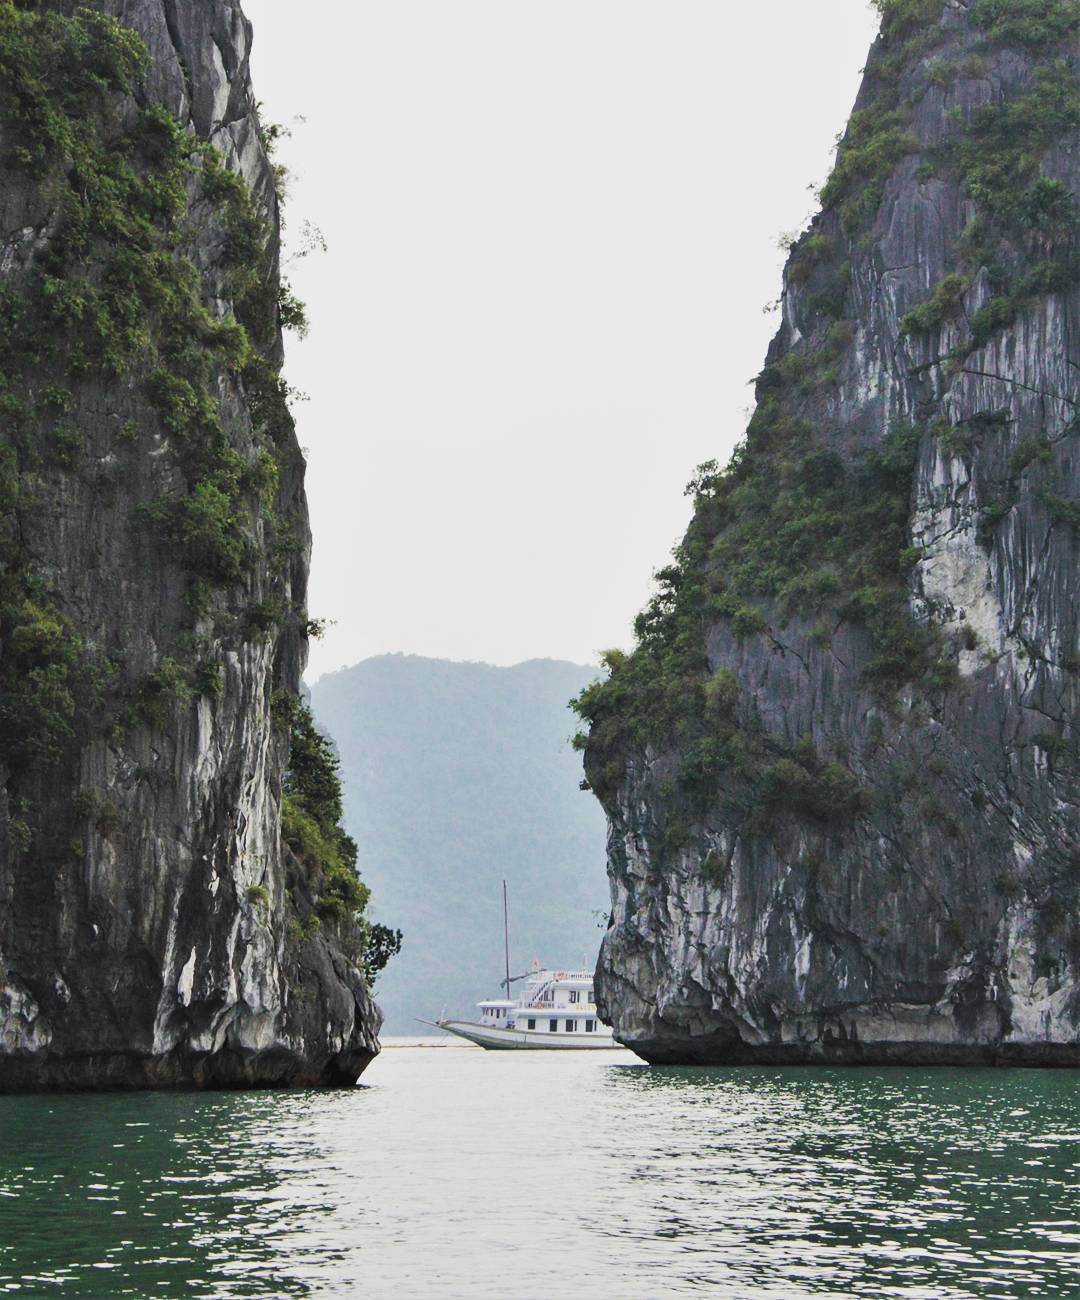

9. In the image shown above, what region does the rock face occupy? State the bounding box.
[0,1,380,1089]
[578,1,1078,1065]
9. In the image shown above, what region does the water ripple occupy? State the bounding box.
[0,1049,1076,1297]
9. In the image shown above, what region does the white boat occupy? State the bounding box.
[435,880,618,1050]
[438,967,618,1050]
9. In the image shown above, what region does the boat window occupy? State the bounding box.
[527,1018,536,1030]
[549,1019,557,1031]
[565,1020,575,1032]
[569,990,579,1004]
[586,1020,594,1032]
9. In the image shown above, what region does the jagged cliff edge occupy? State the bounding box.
[576,0,1078,1065]
[0,0,381,1088]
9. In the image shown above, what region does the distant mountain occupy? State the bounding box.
[310,655,608,1032]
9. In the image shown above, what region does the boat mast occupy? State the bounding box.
[502,879,511,996]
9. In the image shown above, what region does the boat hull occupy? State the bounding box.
[438,1020,620,1050]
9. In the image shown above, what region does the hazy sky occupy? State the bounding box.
[241,1,880,680]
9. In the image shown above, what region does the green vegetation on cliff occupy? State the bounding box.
[573,0,1077,854]
[572,403,936,816]
[900,62,1078,353]
[0,5,146,790]
[0,1,377,958]
[281,697,401,981]
[0,1,299,800]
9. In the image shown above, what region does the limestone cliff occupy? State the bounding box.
[576,0,1078,1064]
[0,0,380,1088]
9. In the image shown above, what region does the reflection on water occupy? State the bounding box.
[0,1047,1076,1298]
[0,1089,339,1297]
[602,1066,1079,1298]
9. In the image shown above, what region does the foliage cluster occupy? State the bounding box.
[820,107,917,239]
[121,654,223,728]
[947,63,1078,224]
[71,788,123,836]
[872,0,1077,54]
[696,417,933,684]
[786,234,833,286]
[972,426,1080,545]
[899,273,971,337]
[760,742,867,824]
[971,0,1080,52]
[932,407,1011,462]
[901,54,1078,354]
[573,412,930,821]
[282,701,368,919]
[870,0,946,42]
[759,320,855,394]
[0,584,85,770]
[363,923,404,985]
[280,699,401,981]
[823,1,953,238]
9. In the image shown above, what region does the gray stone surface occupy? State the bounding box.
[0,1,380,1089]
[591,7,1078,1065]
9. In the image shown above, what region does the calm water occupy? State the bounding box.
[0,1042,1076,1298]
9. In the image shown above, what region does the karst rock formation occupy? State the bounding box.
[577,0,1078,1065]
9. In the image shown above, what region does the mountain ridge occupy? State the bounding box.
[311,654,608,1033]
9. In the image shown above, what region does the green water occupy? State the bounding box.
[0,1046,1076,1297]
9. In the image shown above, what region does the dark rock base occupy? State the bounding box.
[622,1036,1080,1068]
[0,1046,376,1093]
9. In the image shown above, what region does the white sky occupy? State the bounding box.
[241,1,880,680]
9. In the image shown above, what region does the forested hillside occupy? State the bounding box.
[312,656,607,1032]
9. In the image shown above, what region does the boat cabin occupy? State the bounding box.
[478,999,515,1025]
[523,970,595,1011]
